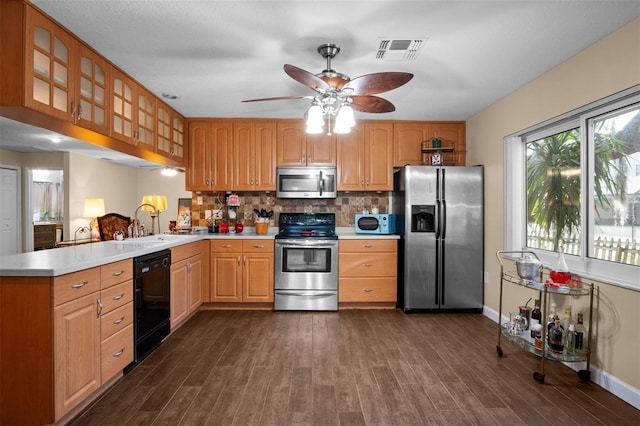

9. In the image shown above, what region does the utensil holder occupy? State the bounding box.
[255,223,268,235]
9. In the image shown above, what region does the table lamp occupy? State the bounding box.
[83,198,105,240]
[141,195,168,234]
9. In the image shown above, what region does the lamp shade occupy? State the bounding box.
[83,198,105,218]
[141,195,168,213]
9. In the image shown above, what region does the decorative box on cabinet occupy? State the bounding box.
[338,239,398,308]
[209,239,274,307]
[496,251,595,384]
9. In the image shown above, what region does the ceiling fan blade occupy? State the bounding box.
[242,95,311,102]
[344,72,413,96]
[284,64,330,92]
[350,95,396,113]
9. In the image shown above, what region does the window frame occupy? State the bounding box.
[504,85,640,291]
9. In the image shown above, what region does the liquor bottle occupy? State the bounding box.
[546,302,558,333]
[565,324,577,355]
[550,246,571,283]
[561,305,573,338]
[548,318,565,353]
[530,299,542,339]
[575,312,586,351]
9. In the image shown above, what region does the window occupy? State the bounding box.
[505,86,640,290]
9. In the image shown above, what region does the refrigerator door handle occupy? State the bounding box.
[442,200,447,239]
[435,200,441,239]
[441,240,445,305]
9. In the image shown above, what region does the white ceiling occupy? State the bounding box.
[2,0,639,167]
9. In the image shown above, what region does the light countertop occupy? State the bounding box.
[1,227,399,277]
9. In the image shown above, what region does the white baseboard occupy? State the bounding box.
[482,305,640,410]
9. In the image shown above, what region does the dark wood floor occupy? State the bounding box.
[71,310,639,425]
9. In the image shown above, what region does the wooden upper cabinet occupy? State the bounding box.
[337,121,393,191]
[364,121,394,190]
[136,87,156,149]
[430,122,466,166]
[277,120,336,166]
[234,120,276,191]
[393,121,431,166]
[394,121,466,166]
[186,120,233,191]
[277,120,306,166]
[76,44,110,134]
[111,69,136,144]
[158,102,185,163]
[186,120,209,191]
[25,5,75,121]
[337,124,365,191]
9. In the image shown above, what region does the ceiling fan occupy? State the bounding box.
[243,43,413,133]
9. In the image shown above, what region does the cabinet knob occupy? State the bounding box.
[113,316,125,325]
[363,264,374,268]
[363,245,374,248]
[362,288,373,292]
[113,348,126,357]
[112,293,125,301]
[112,270,124,277]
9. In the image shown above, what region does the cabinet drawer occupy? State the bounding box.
[210,239,242,252]
[101,301,133,339]
[339,277,397,302]
[100,259,133,289]
[340,239,397,252]
[100,280,133,314]
[242,240,274,253]
[101,323,134,382]
[171,241,203,263]
[339,252,397,277]
[53,268,101,306]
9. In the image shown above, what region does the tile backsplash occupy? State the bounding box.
[189,192,391,228]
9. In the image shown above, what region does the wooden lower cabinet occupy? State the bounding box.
[171,242,204,329]
[209,239,274,304]
[54,291,102,418]
[0,259,134,424]
[338,239,398,308]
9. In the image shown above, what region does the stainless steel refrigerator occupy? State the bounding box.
[393,165,484,312]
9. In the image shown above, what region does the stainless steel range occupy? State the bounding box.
[274,212,338,311]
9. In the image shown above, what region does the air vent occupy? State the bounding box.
[376,38,427,60]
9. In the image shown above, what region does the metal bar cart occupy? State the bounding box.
[496,251,594,383]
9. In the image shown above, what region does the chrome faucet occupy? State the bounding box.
[133,203,157,237]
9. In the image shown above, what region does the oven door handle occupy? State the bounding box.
[277,242,336,249]
[275,291,336,297]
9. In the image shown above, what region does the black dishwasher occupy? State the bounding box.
[127,249,171,371]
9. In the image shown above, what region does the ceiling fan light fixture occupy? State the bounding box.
[306,102,325,127]
[337,103,355,127]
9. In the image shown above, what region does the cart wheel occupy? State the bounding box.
[496,346,503,357]
[578,370,591,382]
[533,372,545,383]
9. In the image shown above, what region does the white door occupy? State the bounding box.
[0,167,20,255]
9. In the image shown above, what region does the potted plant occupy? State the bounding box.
[432,137,442,148]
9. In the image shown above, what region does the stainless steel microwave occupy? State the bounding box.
[276,166,337,199]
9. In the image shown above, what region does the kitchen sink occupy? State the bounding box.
[114,234,192,244]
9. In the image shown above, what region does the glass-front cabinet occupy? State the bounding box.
[25,5,74,121]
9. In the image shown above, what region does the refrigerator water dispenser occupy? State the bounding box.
[411,205,435,232]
